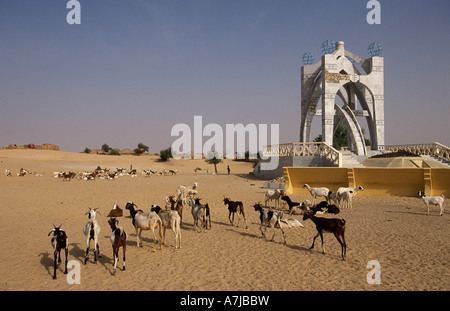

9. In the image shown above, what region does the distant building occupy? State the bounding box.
[2,143,59,151]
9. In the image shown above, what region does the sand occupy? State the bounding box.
[0,149,448,291]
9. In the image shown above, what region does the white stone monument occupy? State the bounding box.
[300,41,385,155]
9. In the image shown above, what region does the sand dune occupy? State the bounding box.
[0,149,448,291]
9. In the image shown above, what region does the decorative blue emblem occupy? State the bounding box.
[302,52,315,65]
[321,40,336,54]
[367,42,383,57]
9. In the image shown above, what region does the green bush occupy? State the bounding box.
[159,147,173,162]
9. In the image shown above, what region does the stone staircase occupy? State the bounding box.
[340,151,366,167]
[422,155,450,168]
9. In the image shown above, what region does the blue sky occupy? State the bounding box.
[1,0,449,152]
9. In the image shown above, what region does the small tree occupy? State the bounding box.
[84,147,91,154]
[205,151,222,174]
[159,147,173,162]
[101,143,112,153]
[134,143,149,155]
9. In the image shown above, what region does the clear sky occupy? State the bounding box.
[1,0,449,152]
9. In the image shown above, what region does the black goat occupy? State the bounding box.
[303,211,346,260]
[311,201,340,215]
[48,225,68,279]
[281,195,300,211]
[223,197,248,229]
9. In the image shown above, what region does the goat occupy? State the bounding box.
[107,204,123,218]
[193,198,211,229]
[310,201,340,215]
[223,197,248,229]
[108,217,127,275]
[188,198,210,232]
[125,202,163,251]
[167,195,184,225]
[281,195,300,209]
[176,182,198,205]
[336,186,364,209]
[83,208,101,264]
[48,225,68,279]
[253,204,303,244]
[281,195,312,215]
[273,211,304,244]
[253,202,275,239]
[327,191,338,205]
[62,171,76,181]
[264,189,284,208]
[150,205,181,249]
[302,184,330,205]
[418,191,445,216]
[303,211,346,260]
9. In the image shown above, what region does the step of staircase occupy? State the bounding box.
[340,151,366,167]
[422,155,450,168]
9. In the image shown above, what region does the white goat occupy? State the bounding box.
[302,184,330,205]
[176,182,198,204]
[289,201,312,215]
[151,205,181,249]
[418,191,445,216]
[264,189,284,208]
[336,186,364,208]
[269,210,304,244]
[327,191,338,205]
[83,208,101,264]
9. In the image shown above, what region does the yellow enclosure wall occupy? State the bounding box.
[284,167,450,197]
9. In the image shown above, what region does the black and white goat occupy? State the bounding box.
[125,202,163,251]
[188,198,211,232]
[83,208,101,264]
[281,195,311,215]
[253,203,303,244]
[303,211,346,260]
[418,191,445,216]
[310,201,340,215]
[108,217,127,275]
[48,225,68,279]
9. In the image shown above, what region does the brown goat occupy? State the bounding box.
[223,197,248,229]
[168,195,184,225]
[303,211,346,260]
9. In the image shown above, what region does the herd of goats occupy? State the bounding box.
[10,165,440,280]
[46,180,373,280]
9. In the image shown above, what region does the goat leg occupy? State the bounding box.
[53,250,58,279]
[84,247,89,264]
[122,244,126,270]
[319,232,326,254]
[64,247,68,274]
[310,232,320,250]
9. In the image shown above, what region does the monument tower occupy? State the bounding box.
[300,41,385,155]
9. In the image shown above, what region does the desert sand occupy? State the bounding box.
[0,149,448,291]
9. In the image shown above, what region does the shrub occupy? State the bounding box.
[159,147,173,162]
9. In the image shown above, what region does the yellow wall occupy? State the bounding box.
[431,169,450,197]
[284,167,450,197]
